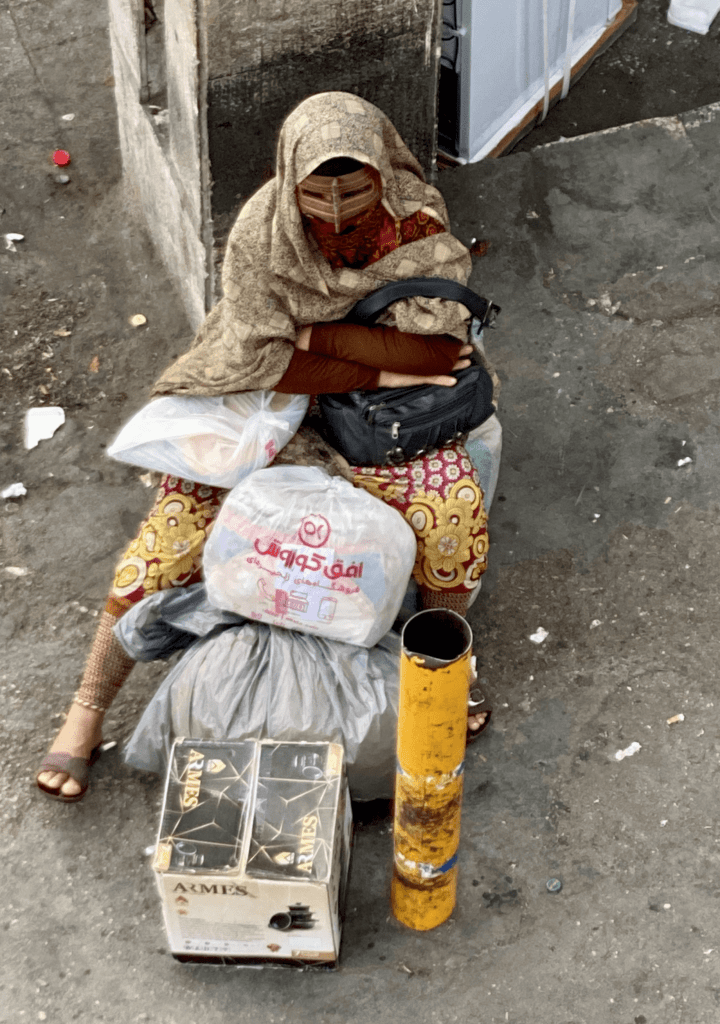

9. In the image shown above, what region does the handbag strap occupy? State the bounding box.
[346,276,501,327]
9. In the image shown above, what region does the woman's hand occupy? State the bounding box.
[296,325,313,350]
[377,346,473,388]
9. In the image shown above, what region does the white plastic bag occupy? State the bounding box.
[106,391,309,488]
[204,466,417,647]
[465,412,502,510]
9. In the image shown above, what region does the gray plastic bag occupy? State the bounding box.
[114,584,245,662]
[122,590,401,801]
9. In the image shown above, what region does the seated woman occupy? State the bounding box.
[36,92,492,802]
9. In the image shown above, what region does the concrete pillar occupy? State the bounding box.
[107,0,209,326]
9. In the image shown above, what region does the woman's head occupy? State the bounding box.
[274,93,428,238]
[296,157,381,233]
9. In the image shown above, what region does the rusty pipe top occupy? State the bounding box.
[402,609,472,669]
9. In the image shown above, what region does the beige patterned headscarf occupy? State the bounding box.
[153,92,473,397]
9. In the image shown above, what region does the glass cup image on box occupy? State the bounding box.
[246,742,342,881]
[158,740,256,872]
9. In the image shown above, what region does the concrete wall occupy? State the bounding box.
[201,0,443,239]
[107,0,209,328]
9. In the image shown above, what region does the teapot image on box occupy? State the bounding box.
[204,466,417,647]
[269,903,316,931]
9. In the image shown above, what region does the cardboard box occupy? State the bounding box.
[153,739,352,966]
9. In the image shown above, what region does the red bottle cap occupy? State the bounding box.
[53,150,71,167]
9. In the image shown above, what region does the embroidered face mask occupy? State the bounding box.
[296,165,382,232]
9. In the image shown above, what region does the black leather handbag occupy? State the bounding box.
[317,277,500,466]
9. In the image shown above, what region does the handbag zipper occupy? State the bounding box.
[375,389,482,432]
[364,389,453,426]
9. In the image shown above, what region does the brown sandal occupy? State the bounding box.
[467,684,492,744]
[35,745,101,803]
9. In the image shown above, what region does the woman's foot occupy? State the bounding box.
[36,703,104,799]
[468,711,489,734]
[467,682,492,743]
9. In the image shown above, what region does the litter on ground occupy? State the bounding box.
[615,741,642,761]
[667,0,720,34]
[1,483,27,499]
[24,407,65,449]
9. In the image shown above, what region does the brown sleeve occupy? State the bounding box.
[272,348,380,394]
[309,322,462,375]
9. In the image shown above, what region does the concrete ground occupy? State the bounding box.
[2,2,720,1023]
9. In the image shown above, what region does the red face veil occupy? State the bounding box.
[296,165,382,232]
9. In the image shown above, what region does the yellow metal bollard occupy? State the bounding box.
[391,608,473,931]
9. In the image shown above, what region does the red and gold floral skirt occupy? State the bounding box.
[105,476,227,617]
[351,441,489,596]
